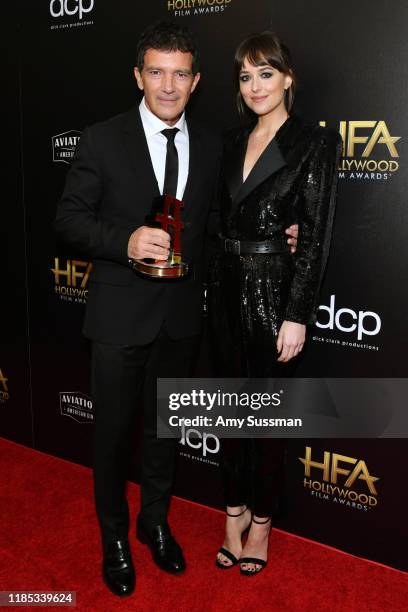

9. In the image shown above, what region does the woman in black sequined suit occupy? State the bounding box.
[209,32,341,575]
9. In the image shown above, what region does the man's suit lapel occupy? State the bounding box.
[122,106,160,198]
[123,107,201,223]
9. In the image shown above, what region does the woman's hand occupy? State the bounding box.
[285,224,298,253]
[276,321,305,362]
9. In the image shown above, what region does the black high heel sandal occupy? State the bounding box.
[215,506,250,569]
[239,515,271,576]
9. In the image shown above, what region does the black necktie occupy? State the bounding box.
[161,128,179,198]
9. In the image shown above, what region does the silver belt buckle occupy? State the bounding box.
[224,238,240,255]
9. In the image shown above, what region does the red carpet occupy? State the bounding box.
[0,437,407,612]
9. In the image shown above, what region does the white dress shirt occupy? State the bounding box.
[139,97,189,201]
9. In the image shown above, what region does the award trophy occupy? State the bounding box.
[131,194,189,278]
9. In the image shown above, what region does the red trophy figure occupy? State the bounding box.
[132,126,188,277]
[131,194,189,278]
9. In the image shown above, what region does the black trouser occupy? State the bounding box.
[222,438,286,518]
[220,348,297,518]
[91,327,199,542]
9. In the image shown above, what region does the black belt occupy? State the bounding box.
[220,236,289,255]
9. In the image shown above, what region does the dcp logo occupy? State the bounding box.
[50,0,94,20]
[180,424,220,457]
[316,294,381,340]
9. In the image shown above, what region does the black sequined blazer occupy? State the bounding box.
[208,115,342,374]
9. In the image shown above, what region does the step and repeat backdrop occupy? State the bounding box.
[2,0,407,571]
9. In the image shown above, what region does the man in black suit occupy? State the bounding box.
[56,22,221,597]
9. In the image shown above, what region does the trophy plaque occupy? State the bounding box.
[131,194,188,278]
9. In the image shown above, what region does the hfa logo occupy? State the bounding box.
[179,422,220,463]
[299,446,379,510]
[0,369,9,403]
[51,258,93,304]
[52,131,82,165]
[50,0,94,20]
[167,0,232,18]
[320,120,401,180]
[60,392,94,424]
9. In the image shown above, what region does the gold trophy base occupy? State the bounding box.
[132,258,189,278]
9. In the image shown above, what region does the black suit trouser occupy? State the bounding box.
[91,327,199,542]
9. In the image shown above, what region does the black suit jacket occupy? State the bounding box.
[55,106,222,345]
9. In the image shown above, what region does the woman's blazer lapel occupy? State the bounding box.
[224,126,287,219]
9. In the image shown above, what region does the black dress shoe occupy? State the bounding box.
[136,518,186,574]
[102,538,136,597]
